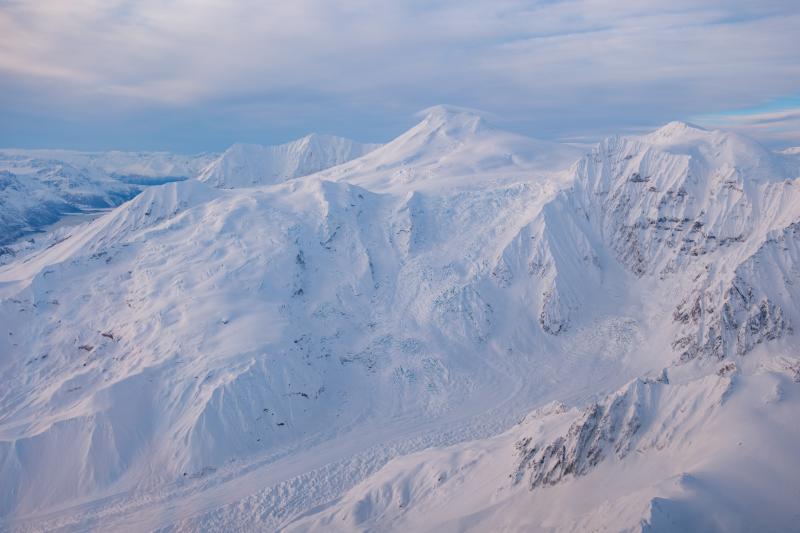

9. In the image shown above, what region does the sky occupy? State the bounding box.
[1,0,799,152]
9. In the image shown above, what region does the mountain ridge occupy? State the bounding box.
[197,134,381,188]
[1,110,798,531]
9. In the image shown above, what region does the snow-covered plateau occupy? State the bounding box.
[1,106,799,532]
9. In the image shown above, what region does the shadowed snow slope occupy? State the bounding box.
[1,109,799,532]
[198,134,380,188]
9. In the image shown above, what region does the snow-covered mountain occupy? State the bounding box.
[287,121,800,532]
[1,108,798,532]
[198,134,380,188]
[0,149,215,247]
[0,132,373,248]
[0,159,136,247]
[0,148,215,183]
[290,359,800,532]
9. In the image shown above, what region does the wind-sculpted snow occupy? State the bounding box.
[1,108,799,531]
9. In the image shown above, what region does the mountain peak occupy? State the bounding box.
[297,132,332,145]
[417,104,484,119]
[415,104,487,136]
[648,120,708,140]
[199,134,379,188]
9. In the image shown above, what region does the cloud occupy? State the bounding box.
[694,107,800,147]
[0,0,799,150]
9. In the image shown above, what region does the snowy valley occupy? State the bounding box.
[0,149,216,248]
[1,106,799,532]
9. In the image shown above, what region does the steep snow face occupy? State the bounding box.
[562,122,800,362]
[573,121,800,277]
[197,134,381,188]
[1,113,799,531]
[671,220,799,361]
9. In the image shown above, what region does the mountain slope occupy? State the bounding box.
[289,357,800,532]
[316,105,583,193]
[0,110,798,531]
[282,121,800,532]
[197,134,380,188]
[0,109,591,528]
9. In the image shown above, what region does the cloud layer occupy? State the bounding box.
[1,0,799,150]
[694,104,800,147]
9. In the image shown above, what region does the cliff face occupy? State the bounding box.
[527,123,800,365]
[670,220,798,361]
[512,369,733,490]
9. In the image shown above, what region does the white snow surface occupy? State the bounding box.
[1,107,799,532]
[198,134,380,188]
